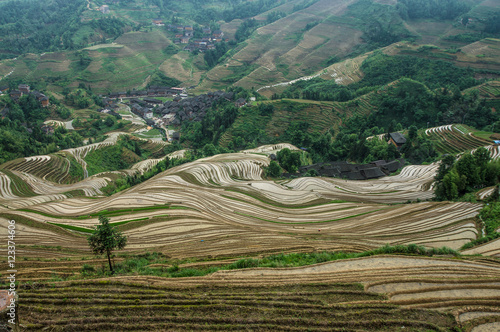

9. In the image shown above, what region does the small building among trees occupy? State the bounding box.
[389,132,407,149]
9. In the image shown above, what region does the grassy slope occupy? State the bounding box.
[0,0,499,94]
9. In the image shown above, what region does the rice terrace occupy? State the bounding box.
[1,0,500,331]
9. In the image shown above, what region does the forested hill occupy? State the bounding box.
[0,0,127,58]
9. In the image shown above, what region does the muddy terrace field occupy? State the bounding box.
[1,143,499,331]
[0,145,484,258]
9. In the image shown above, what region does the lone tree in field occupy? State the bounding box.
[88,215,127,274]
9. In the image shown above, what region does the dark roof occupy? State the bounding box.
[371,160,387,167]
[144,98,162,104]
[0,86,8,91]
[382,160,402,173]
[347,172,365,180]
[389,132,407,145]
[361,167,386,179]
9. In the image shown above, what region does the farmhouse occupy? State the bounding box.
[152,19,164,26]
[30,91,50,107]
[9,90,22,100]
[389,132,407,149]
[213,30,224,38]
[40,96,49,107]
[0,86,8,94]
[143,98,162,105]
[41,124,55,135]
[235,98,247,108]
[18,84,30,94]
[0,108,10,119]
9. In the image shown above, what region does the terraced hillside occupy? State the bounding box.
[0,145,485,259]
[10,254,500,331]
[0,30,175,93]
[18,279,457,331]
[220,92,382,148]
[2,0,498,94]
[1,142,500,331]
[425,124,496,155]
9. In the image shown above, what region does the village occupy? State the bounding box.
[0,84,55,134]
[0,84,50,107]
[103,86,246,142]
[162,21,226,52]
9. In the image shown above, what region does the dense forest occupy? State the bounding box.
[434,148,500,201]
[0,0,128,57]
[396,0,471,20]
[0,95,83,163]
[278,53,480,102]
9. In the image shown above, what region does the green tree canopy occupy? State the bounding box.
[87,215,127,273]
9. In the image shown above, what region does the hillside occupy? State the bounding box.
[199,0,500,92]
[1,143,500,330]
[1,1,500,331]
[1,0,499,94]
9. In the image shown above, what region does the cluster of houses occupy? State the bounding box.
[0,84,50,107]
[156,90,236,126]
[123,91,241,142]
[128,98,156,127]
[106,86,186,101]
[163,24,226,51]
[297,158,406,180]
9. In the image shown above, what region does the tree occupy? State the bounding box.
[266,160,281,178]
[104,116,115,127]
[276,148,301,173]
[87,215,127,273]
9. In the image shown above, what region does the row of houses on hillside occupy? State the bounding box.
[106,86,186,100]
[297,158,406,180]
[155,90,236,127]
[2,84,50,107]
[166,24,225,49]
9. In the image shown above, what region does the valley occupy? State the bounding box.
[0,0,500,331]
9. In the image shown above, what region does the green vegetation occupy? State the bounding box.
[276,148,302,173]
[87,215,127,273]
[181,95,240,149]
[0,0,129,58]
[85,145,129,176]
[73,244,460,280]
[84,135,163,177]
[48,222,93,234]
[346,0,411,49]
[397,0,471,20]
[0,91,87,164]
[264,160,281,177]
[280,53,481,101]
[147,71,182,88]
[462,200,500,250]
[100,149,197,196]
[434,147,500,201]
